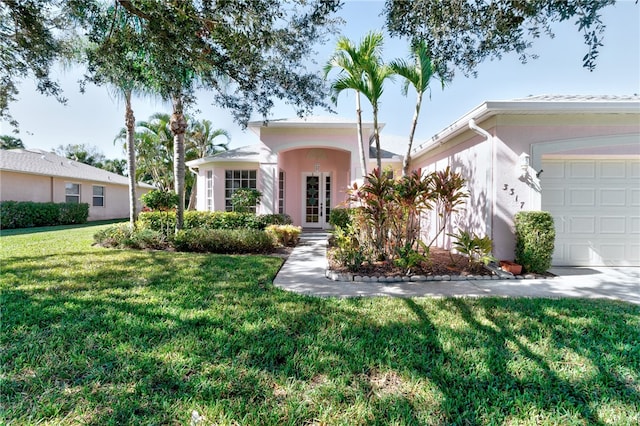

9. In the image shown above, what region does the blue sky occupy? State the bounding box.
[3,0,639,160]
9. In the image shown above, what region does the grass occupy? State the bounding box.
[1,223,639,425]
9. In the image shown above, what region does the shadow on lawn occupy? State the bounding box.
[2,250,639,424]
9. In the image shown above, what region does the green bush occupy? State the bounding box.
[93,224,166,250]
[58,203,90,225]
[173,228,274,253]
[265,224,302,246]
[258,214,293,227]
[330,224,365,272]
[1,201,89,229]
[329,208,353,230]
[514,211,555,273]
[230,188,262,213]
[449,230,496,267]
[141,190,179,211]
[138,211,290,232]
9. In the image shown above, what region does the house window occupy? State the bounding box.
[278,170,285,214]
[224,169,257,212]
[206,170,213,211]
[92,185,105,207]
[65,183,80,203]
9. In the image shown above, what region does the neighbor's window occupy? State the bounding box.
[278,170,285,214]
[206,170,213,211]
[224,170,257,212]
[65,183,80,203]
[92,185,105,207]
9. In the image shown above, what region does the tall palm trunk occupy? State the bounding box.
[187,173,197,210]
[355,92,367,178]
[124,90,137,228]
[403,91,422,176]
[373,104,382,172]
[170,95,187,231]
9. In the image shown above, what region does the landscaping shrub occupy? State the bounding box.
[258,213,293,227]
[265,224,301,246]
[230,188,262,213]
[93,224,166,249]
[173,228,274,253]
[449,230,496,271]
[0,201,89,229]
[58,203,90,225]
[138,211,290,232]
[514,211,555,273]
[329,208,353,230]
[330,224,365,272]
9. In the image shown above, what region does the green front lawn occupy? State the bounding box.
[1,223,639,425]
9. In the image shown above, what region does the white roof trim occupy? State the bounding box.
[412,97,640,157]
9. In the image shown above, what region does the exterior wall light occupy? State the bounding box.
[518,152,530,179]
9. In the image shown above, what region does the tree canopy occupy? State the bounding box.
[383,0,617,77]
[0,135,25,150]
[0,0,69,126]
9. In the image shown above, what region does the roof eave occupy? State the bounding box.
[412,100,640,157]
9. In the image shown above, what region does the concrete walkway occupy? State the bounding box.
[273,232,640,304]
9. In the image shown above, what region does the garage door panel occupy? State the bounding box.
[569,161,596,178]
[568,216,595,234]
[542,158,639,266]
[545,162,565,178]
[599,216,626,233]
[600,189,626,206]
[600,161,626,178]
[631,188,640,206]
[569,189,595,206]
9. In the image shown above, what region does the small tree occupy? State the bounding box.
[231,188,262,214]
[141,190,179,236]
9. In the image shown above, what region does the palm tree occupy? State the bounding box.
[324,36,370,178]
[357,32,393,172]
[170,94,188,231]
[136,113,174,191]
[325,32,392,175]
[390,40,444,176]
[123,90,138,226]
[186,118,230,210]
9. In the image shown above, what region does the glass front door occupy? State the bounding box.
[302,172,331,228]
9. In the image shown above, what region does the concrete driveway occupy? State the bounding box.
[273,234,640,304]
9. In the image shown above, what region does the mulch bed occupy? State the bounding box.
[327,247,492,277]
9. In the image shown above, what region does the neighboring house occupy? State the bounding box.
[186,95,639,267]
[187,116,402,229]
[412,95,640,267]
[0,148,154,221]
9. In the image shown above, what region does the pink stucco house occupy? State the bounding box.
[187,95,640,267]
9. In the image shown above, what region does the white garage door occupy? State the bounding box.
[541,158,640,266]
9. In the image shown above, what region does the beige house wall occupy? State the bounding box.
[0,170,151,221]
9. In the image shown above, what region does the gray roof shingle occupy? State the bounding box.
[0,149,154,188]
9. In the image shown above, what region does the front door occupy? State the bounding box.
[302,172,332,228]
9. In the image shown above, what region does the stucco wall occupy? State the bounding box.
[411,112,640,261]
[0,170,150,221]
[278,148,351,226]
[0,171,53,202]
[413,130,494,252]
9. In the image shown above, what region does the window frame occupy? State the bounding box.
[206,170,213,211]
[278,170,286,215]
[92,185,105,207]
[65,182,81,204]
[224,169,258,212]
